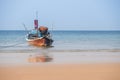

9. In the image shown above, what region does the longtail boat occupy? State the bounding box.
[26,16,53,47]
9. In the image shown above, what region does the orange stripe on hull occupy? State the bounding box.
[28,38,47,47]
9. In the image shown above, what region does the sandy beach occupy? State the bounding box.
[0,63,120,80]
[0,51,120,80]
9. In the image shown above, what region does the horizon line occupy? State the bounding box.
[0,29,120,31]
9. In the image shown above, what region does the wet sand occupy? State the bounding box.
[0,51,120,80]
[0,63,120,80]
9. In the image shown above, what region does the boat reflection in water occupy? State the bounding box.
[28,49,53,63]
[27,15,53,63]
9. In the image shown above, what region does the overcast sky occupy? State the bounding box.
[0,0,120,30]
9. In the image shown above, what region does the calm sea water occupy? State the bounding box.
[0,30,120,51]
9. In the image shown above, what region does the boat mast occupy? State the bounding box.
[34,11,39,36]
[34,11,38,30]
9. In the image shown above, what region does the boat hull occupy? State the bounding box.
[26,38,52,47]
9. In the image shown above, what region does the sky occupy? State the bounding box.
[0,0,120,30]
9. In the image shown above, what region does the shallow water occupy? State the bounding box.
[0,52,120,64]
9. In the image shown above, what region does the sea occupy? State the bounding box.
[0,30,120,64]
[0,30,120,52]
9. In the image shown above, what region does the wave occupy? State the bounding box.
[0,49,120,53]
